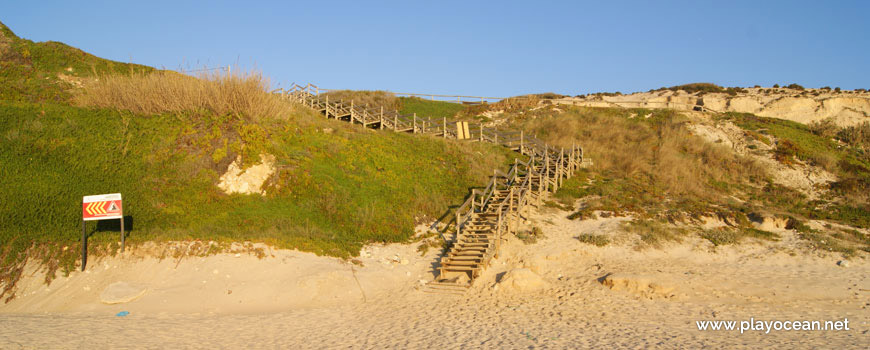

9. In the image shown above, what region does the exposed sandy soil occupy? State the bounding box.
[554,88,870,127]
[1,206,867,349]
[686,117,837,199]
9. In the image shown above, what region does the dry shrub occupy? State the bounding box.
[809,118,839,138]
[322,90,399,111]
[73,69,288,120]
[522,108,765,200]
[837,122,870,149]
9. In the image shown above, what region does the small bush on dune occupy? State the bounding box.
[809,118,839,138]
[577,233,609,247]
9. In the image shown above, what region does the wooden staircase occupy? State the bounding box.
[281,83,583,292]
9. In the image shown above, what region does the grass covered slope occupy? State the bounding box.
[0,21,153,103]
[0,22,514,299]
[0,79,514,299]
[0,99,509,255]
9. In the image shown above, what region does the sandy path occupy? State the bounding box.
[1,210,867,349]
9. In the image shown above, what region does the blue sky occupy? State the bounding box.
[2,0,868,97]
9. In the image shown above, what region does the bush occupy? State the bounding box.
[773,84,780,88]
[577,234,610,247]
[786,83,805,90]
[809,118,839,138]
[774,139,801,165]
[836,122,870,149]
[669,83,724,95]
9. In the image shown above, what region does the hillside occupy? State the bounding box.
[466,98,870,255]
[0,21,510,301]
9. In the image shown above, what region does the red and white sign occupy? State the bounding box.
[82,193,123,221]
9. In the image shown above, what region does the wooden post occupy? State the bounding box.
[120,216,125,253]
[413,113,417,133]
[520,130,524,154]
[380,106,384,130]
[570,145,575,171]
[456,211,461,237]
[442,117,447,138]
[350,100,355,125]
[81,220,87,271]
[325,95,330,118]
[394,113,398,131]
[559,147,565,187]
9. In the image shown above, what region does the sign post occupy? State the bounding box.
[81,193,124,271]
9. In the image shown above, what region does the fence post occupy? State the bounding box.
[350,100,354,125]
[520,130,526,154]
[394,112,398,131]
[413,113,417,133]
[380,106,384,130]
[455,211,461,237]
[443,117,447,138]
[325,95,330,117]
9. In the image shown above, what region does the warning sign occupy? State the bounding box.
[82,193,123,221]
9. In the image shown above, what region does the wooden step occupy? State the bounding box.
[445,256,484,261]
[448,251,485,257]
[441,260,479,266]
[441,265,480,272]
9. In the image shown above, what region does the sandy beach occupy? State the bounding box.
[1,207,867,349]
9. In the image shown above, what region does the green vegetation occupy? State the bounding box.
[398,97,466,119]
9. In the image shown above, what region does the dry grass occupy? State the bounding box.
[522,107,766,200]
[322,90,399,111]
[73,69,289,120]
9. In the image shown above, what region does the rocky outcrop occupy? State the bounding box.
[557,88,870,127]
[218,154,276,195]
